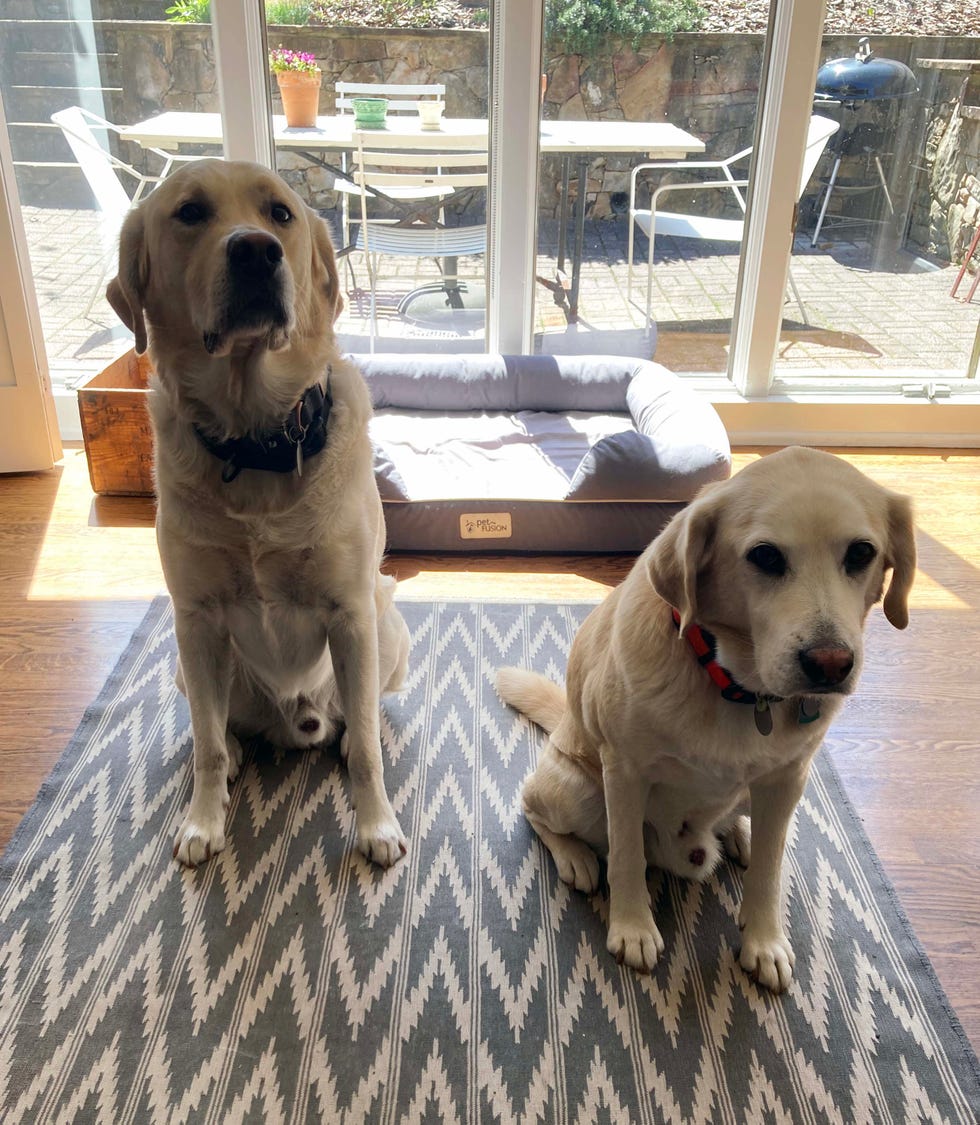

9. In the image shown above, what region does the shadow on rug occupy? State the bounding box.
[1,598,978,1123]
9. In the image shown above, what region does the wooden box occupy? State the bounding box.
[77,349,155,496]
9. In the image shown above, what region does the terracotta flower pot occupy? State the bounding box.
[276,70,321,129]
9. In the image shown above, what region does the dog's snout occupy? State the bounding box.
[227,230,284,277]
[798,645,854,687]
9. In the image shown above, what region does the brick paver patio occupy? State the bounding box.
[20,204,979,387]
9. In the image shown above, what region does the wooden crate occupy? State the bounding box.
[76,349,155,496]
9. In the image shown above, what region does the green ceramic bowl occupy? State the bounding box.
[352,97,388,129]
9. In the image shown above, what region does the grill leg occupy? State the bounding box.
[810,154,842,247]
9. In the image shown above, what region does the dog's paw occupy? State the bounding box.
[722,814,751,867]
[357,813,408,869]
[739,929,795,993]
[225,734,244,784]
[174,804,227,867]
[606,914,665,974]
[552,838,601,894]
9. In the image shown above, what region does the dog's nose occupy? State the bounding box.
[798,645,854,687]
[226,230,283,277]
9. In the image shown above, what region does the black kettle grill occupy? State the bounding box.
[810,38,919,244]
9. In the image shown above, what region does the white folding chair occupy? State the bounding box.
[333,81,449,249]
[51,106,198,315]
[351,131,488,347]
[627,114,840,327]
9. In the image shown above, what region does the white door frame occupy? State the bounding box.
[0,92,61,473]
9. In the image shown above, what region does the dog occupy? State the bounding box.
[497,447,915,991]
[107,158,409,869]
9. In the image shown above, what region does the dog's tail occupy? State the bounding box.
[496,667,566,734]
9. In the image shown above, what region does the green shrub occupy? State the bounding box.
[546,0,704,55]
[166,0,312,23]
[165,0,210,22]
[267,0,313,24]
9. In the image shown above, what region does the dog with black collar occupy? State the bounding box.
[498,447,916,991]
[108,159,409,869]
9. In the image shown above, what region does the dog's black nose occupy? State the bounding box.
[226,230,283,277]
[799,645,854,687]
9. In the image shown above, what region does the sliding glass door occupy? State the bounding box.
[1,0,978,445]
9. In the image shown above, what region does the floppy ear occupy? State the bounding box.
[882,491,916,629]
[646,486,722,633]
[308,205,343,323]
[106,207,149,354]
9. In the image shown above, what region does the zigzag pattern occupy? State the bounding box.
[0,598,977,1124]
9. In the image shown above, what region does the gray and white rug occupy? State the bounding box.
[1,599,977,1124]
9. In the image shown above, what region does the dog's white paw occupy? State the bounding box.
[552,838,600,894]
[739,928,795,992]
[357,812,408,869]
[226,734,244,784]
[607,914,665,973]
[174,798,228,867]
[722,814,751,867]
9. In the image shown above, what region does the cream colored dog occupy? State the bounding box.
[498,448,915,991]
[108,159,409,868]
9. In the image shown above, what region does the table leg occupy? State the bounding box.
[568,153,589,322]
[557,155,570,275]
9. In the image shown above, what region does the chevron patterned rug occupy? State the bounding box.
[1,597,978,1124]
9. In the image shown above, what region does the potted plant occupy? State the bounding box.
[269,46,321,128]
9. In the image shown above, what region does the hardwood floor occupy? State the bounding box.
[1,445,978,1054]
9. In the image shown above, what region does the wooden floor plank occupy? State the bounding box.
[1,444,978,1053]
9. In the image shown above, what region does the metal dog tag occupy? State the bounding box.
[798,698,821,724]
[295,441,303,477]
[754,698,773,736]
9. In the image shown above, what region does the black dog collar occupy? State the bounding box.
[194,370,332,483]
[670,607,820,735]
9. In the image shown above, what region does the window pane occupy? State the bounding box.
[776,16,980,384]
[266,9,491,354]
[535,6,768,371]
[0,8,219,407]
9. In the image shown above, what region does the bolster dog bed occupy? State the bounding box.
[355,353,731,553]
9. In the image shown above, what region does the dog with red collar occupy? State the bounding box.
[497,447,915,992]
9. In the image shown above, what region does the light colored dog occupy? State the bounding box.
[498,447,915,991]
[107,159,409,868]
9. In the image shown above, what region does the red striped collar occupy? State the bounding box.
[670,607,768,706]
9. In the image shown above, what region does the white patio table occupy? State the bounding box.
[121,112,705,321]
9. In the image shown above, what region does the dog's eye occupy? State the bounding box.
[747,543,787,577]
[271,203,293,224]
[844,539,877,574]
[175,201,207,225]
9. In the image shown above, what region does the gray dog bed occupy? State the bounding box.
[355,353,731,552]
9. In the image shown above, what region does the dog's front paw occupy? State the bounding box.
[174,804,227,867]
[739,928,795,992]
[607,914,664,973]
[357,812,408,869]
[174,787,229,864]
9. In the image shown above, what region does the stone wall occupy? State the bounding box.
[76,23,980,260]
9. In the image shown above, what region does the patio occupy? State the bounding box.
[21,203,979,388]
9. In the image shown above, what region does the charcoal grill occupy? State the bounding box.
[809,37,918,244]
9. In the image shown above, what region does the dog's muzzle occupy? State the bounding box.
[204,229,292,354]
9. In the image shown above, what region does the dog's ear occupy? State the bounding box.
[308,206,343,323]
[882,491,916,629]
[106,207,149,354]
[647,485,722,633]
